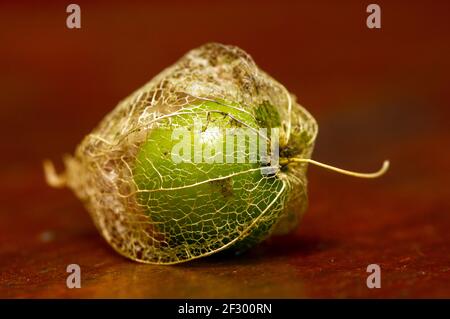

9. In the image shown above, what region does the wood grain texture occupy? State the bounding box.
[0,0,449,298]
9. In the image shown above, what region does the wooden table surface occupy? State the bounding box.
[1,0,449,298]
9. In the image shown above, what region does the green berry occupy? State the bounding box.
[133,101,287,255]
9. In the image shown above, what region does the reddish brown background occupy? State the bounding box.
[0,0,449,298]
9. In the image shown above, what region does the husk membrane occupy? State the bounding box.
[58,43,318,264]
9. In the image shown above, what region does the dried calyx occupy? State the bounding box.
[43,43,389,264]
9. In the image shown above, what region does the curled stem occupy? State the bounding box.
[281,158,390,179]
[43,159,67,188]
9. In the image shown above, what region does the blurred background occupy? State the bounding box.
[0,0,449,298]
